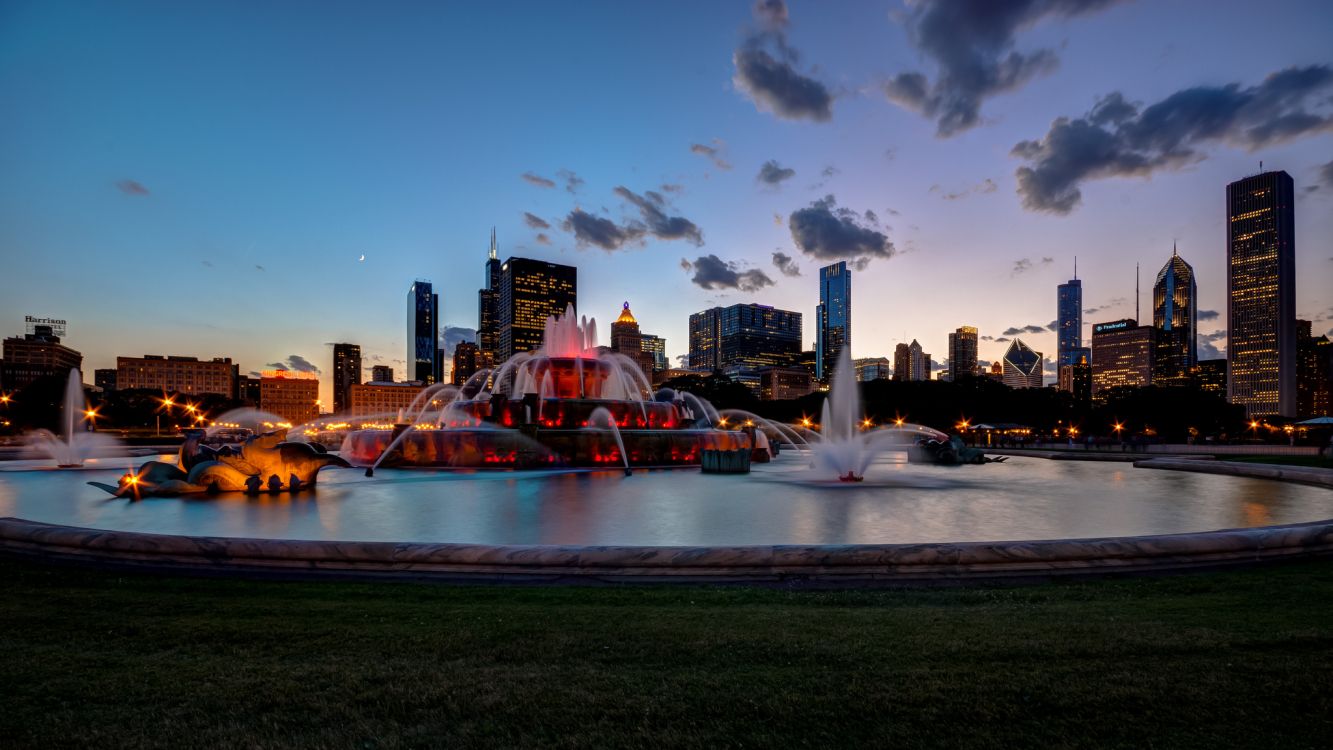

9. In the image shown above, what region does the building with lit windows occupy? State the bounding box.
[407,280,440,384]
[1152,247,1197,384]
[1058,348,1092,402]
[1057,272,1082,372]
[854,357,892,382]
[1227,170,1296,417]
[451,342,481,386]
[688,304,801,373]
[815,261,851,380]
[498,257,577,362]
[610,302,655,379]
[349,381,427,419]
[116,355,236,397]
[907,340,931,381]
[371,365,394,383]
[639,334,667,371]
[759,366,814,400]
[1002,339,1043,388]
[892,343,910,381]
[94,368,117,394]
[331,343,361,414]
[259,370,319,425]
[477,229,502,362]
[1,324,82,391]
[1193,359,1227,396]
[947,326,979,380]
[1296,320,1331,418]
[1092,319,1153,394]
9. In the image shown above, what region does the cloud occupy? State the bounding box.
[254,264,265,272]
[994,337,1011,343]
[521,172,555,189]
[771,251,801,277]
[266,355,321,375]
[757,160,796,186]
[660,183,684,194]
[1198,330,1227,360]
[1003,325,1047,336]
[1312,159,1333,192]
[115,179,150,196]
[883,0,1125,137]
[535,233,552,245]
[932,178,998,200]
[682,254,775,292]
[557,168,585,193]
[613,186,705,245]
[1011,256,1053,275]
[1012,66,1333,213]
[788,195,894,267]
[441,326,477,356]
[522,212,551,230]
[690,142,732,170]
[562,209,645,251]
[732,2,833,123]
[1046,320,1060,332]
[753,0,788,28]
[1198,309,1220,321]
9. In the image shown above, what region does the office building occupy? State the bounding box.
[94,368,117,394]
[907,340,930,382]
[1227,170,1296,417]
[371,365,394,383]
[477,229,502,361]
[986,360,1005,383]
[639,334,667,371]
[892,343,910,381]
[116,355,236,396]
[610,301,655,379]
[1152,247,1197,384]
[1057,349,1092,402]
[1193,359,1228,396]
[1296,320,1331,418]
[259,370,319,425]
[236,376,261,404]
[1091,319,1153,394]
[407,280,440,384]
[498,257,577,362]
[331,343,361,414]
[349,381,427,420]
[1057,270,1082,369]
[452,342,481,386]
[947,326,979,380]
[1,324,82,390]
[1002,339,1043,388]
[815,261,851,380]
[854,357,892,382]
[759,366,814,401]
[688,304,802,372]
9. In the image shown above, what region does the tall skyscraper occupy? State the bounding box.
[1057,265,1082,372]
[331,343,361,414]
[407,280,440,384]
[1152,246,1197,384]
[688,304,802,372]
[815,261,851,381]
[947,326,978,380]
[1058,349,1092,402]
[639,334,668,371]
[1002,339,1043,388]
[1091,319,1153,394]
[477,228,502,361]
[498,257,577,362]
[892,343,910,381]
[1296,319,1332,419]
[1227,170,1296,417]
[908,339,930,381]
[610,301,655,379]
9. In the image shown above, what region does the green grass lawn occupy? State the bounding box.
[2,559,1331,749]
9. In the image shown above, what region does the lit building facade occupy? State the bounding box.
[348,381,427,419]
[259,370,319,425]
[947,326,978,380]
[407,280,440,384]
[1152,248,1197,384]
[1296,320,1331,418]
[1091,319,1153,394]
[1,325,82,391]
[1227,170,1296,417]
[332,343,361,415]
[759,366,814,401]
[854,357,892,382]
[477,229,501,362]
[688,304,801,372]
[639,334,667,371]
[1193,358,1228,396]
[1057,275,1082,370]
[1057,348,1092,402]
[452,342,481,386]
[908,340,930,382]
[116,355,236,396]
[1002,339,1043,388]
[498,257,577,362]
[815,261,851,381]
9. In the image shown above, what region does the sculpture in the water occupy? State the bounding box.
[907,436,1007,466]
[89,430,349,498]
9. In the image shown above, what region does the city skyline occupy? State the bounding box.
[2,1,1332,408]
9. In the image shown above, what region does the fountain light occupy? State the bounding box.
[1113,422,1124,433]
[0,393,10,405]
[861,418,873,429]
[800,417,812,428]
[83,408,98,421]
[894,417,905,427]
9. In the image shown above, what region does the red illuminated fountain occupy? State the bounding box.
[341,305,749,473]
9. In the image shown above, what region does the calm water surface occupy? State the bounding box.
[0,454,1329,546]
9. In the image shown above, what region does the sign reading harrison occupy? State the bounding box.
[24,315,67,337]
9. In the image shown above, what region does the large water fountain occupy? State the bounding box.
[340,305,749,472]
[22,368,120,468]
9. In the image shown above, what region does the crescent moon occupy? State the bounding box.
[358,254,366,262]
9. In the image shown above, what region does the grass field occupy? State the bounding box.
[2,558,1331,749]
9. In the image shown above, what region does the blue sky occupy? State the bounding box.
[2,0,1331,404]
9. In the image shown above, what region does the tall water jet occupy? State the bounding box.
[22,368,121,468]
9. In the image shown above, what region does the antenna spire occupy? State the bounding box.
[1135,262,1140,323]
[1073,255,1077,281]
[489,227,497,259]
[1173,240,1177,257]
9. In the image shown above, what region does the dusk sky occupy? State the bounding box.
[3,0,1332,405]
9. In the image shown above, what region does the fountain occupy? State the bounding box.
[342,305,749,471]
[22,368,120,468]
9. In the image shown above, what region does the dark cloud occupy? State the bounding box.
[1198,309,1220,321]
[1011,256,1053,275]
[1046,320,1060,332]
[753,0,788,28]
[441,326,476,357]
[562,209,645,251]
[771,251,801,277]
[200,260,213,268]
[254,264,265,272]
[757,160,796,186]
[1003,325,1047,336]
[520,172,555,189]
[932,178,998,200]
[732,3,833,123]
[1313,159,1333,192]
[660,183,684,194]
[683,255,775,292]
[994,337,1011,343]
[612,186,705,245]
[555,168,585,193]
[690,142,732,170]
[535,233,552,245]
[788,195,894,267]
[1198,330,1227,360]
[884,0,1124,137]
[266,355,320,375]
[115,179,150,196]
[1013,66,1333,213]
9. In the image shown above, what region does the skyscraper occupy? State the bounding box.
[477,228,501,361]
[908,339,930,381]
[371,365,394,383]
[892,343,910,381]
[610,301,655,379]
[1002,339,1043,388]
[816,261,851,381]
[1058,349,1092,402]
[1227,170,1296,417]
[1091,319,1153,394]
[498,257,577,362]
[639,334,667,371]
[947,326,978,380]
[687,304,802,372]
[1057,266,1082,374]
[407,280,440,384]
[331,343,361,414]
[1296,319,1332,418]
[1152,246,1197,384]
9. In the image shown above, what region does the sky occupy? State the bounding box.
[2,0,1332,405]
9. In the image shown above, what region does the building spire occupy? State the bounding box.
[1135,262,1140,323]
[1173,240,1177,257]
[1073,255,1077,281]
[489,226,497,260]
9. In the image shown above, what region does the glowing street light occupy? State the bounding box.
[861,418,873,429]
[894,417,905,427]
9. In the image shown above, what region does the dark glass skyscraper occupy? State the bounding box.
[1152,246,1197,383]
[407,280,439,384]
[331,343,361,414]
[498,257,577,362]
[477,228,501,361]
[1057,268,1082,370]
[1227,170,1295,417]
[947,326,978,380]
[816,261,851,381]
[688,304,802,372]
